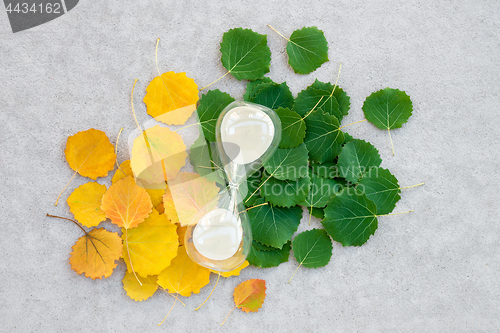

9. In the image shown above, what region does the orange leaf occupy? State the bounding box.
[234,279,266,312]
[162,172,219,226]
[122,272,158,302]
[143,71,199,125]
[210,261,249,278]
[101,176,152,229]
[69,228,123,280]
[176,223,187,245]
[67,182,107,228]
[157,245,211,297]
[64,129,116,180]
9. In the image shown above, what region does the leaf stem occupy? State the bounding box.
[125,228,142,286]
[388,128,395,156]
[377,210,414,217]
[400,183,425,190]
[308,206,313,226]
[195,273,220,311]
[130,79,143,132]
[288,263,302,284]
[200,71,230,91]
[267,24,290,41]
[158,298,177,326]
[221,305,237,326]
[46,214,87,235]
[54,170,78,206]
[338,119,367,130]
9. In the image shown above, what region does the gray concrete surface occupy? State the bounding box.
[1,0,499,332]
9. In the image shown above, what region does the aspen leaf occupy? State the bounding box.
[243,77,274,101]
[357,167,401,215]
[303,108,344,163]
[275,107,306,149]
[122,272,158,302]
[299,172,340,208]
[121,209,178,277]
[101,176,153,229]
[310,79,351,120]
[233,279,266,313]
[177,223,187,245]
[262,143,309,181]
[292,229,332,268]
[247,241,291,268]
[260,171,311,208]
[336,139,382,184]
[210,261,249,277]
[67,182,107,228]
[111,160,133,184]
[69,228,123,280]
[286,26,329,74]
[143,71,199,125]
[362,88,413,131]
[64,128,116,179]
[196,89,235,142]
[252,82,294,110]
[157,245,211,297]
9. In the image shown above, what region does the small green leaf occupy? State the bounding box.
[357,167,401,215]
[247,241,291,268]
[362,88,413,130]
[252,82,295,110]
[263,143,309,181]
[220,28,271,81]
[247,198,303,248]
[286,26,329,74]
[336,139,382,184]
[310,80,351,119]
[293,87,340,119]
[261,172,311,207]
[299,172,340,208]
[275,107,306,149]
[196,89,235,142]
[243,77,274,101]
[303,109,344,163]
[322,190,378,246]
[292,229,332,268]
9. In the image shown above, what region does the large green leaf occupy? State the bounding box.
[362,88,413,130]
[299,172,340,208]
[263,143,309,181]
[243,77,274,101]
[286,26,329,74]
[252,82,294,110]
[303,109,344,163]
[220,28,271,81]
[292,229,332,268]
[196,89,235,142]
[247,241,291,268]
[322,190,378,246]
[261,172,311,207]
[357,167,401,215]
[247,198,303,248]
[275,107,306,149]
[310,80,351,119]
[336,139,382,184]
[188,136,225,186]
[293,87,340,119]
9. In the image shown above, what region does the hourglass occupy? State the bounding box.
[185,101,281,271]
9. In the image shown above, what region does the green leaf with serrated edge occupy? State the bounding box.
[261,171,311,208]
[293,87,340,119]
[275,107,306,149]
[303,108,344,163]
[252,82,294,110]
[322,189,378,246]
[311,161,339,179]
[247,241,291,268]
[342,131,354,144]
[220,28,271,81]
[243,169,263,207]
[243,78,274,101]
[286,26,329,74]
[336,139,382,184]
[196,89,235,142]
[310,80,351,119]
[310,207,324,219]
[189,136,226,186]
[299,172,340,208]
[292,229,332,268]
[362,88,413,130]
[247,198,302,248]
[357,167,401,215]
[263,143,308,181]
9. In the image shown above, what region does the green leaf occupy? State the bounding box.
[242,169,263,207]
[336,139,382,184]
[196,89,235,142]
[220,28,271,81]
[247,241,291,268]
[286,26,329,74]
[247,198,303,248]
[261,172,311,207]
[275,107,306,149]
[243,77,274,101]
[310,207,324,219]
[310,80,351,119]
[299,172,340,208]
[342,131,354,144]
[357,167,401,215]
[293,87,340,119]
[303,109,344,163]
[263,143,309,181]
[362,88,413,130]
[322,189,378,246]
[189,136,226,186]
[292,229,332,268]
[252,82,294,110]
[311,161,339,179]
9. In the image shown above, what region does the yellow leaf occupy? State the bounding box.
[130,125,187,186]
[101,176,152,229]
[143,71,199,125]
[210,261,249,278]
[176,223,187,245]
[162,172,219,226]
[69,228,123,280]
[157,245,211,297]
[146,189,166,210]
[66,182,107,228]
[121,208,179,276]
[122,272,158,302]
[112,160,133,184]
[64,128,116,180]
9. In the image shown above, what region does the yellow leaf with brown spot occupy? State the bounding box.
[210,261,249,278]
[122,272,158,302]
[143,71,199,125]
[157,245,210,297]
[67,182,107,228]
[121,209,178,276]
[69,228,123,280]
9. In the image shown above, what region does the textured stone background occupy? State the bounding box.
[1,1,499,332]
